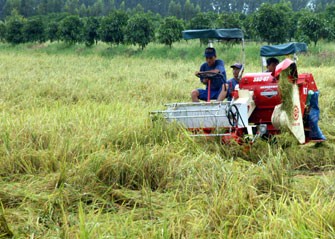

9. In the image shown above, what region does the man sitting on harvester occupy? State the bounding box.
[191,47,227,102]
[226,63,244,101]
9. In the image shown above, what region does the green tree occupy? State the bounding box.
[125,13,154,50]
[242,13,258,40]
[3,0,21,17]
[46,21,60,42]
[322,4,335,41]
[5,10,26,44]
[183,0,198,21]
[279,1,295,42]
[188,12,215,29]
[119,1,126,11]
[314,0,335,12]
[48,0,64,13]
[216,13,242,28]
[99,10,128,45]
[83,17,100,46]
[290,0,310,11]
[0,21,6,42]
[59,15,83,44]
[298,12,326,46]
[64,0,80,15]
[20,0,35,17]
[254,3,292,44]
[133,3,144,14]
[158,16,184,48]
[102,0,115,15]
[90,0,104,16]
[36,0,48,15]
[23,17,46,43]
[79,4,88,17]
[168,0,182,19]
[287,10,302,41]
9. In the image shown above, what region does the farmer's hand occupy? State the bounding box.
[201,78,208,84]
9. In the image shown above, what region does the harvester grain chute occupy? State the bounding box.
[151,29,325,144]
[259,42,326,143]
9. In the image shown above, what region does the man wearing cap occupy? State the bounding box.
[191,47,227,102]
[226,63,243,101]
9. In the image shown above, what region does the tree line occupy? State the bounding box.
[1,0,335,19]
[0,1,334,48]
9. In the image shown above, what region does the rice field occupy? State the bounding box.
[0,41,335,238]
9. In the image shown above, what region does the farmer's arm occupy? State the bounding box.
[195,64,209,84]
[214,60,226,82]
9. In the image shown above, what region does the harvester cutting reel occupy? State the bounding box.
[150,86,259,144]
[195,71,245,127]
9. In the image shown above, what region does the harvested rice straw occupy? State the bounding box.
[278,68,294,121]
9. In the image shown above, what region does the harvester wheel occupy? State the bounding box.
[227,105,239,126]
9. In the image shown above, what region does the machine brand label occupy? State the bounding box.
[260,85,277,89]
[253,76,270,82]
[260,90,278,98]
[293,105,300,120]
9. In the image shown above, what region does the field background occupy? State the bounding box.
[0,41,335,238]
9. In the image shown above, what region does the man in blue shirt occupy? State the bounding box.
[226,63,243,101]
[191,47,227,102]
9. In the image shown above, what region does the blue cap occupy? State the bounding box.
[230,63,243,69]
[204,47,216,57]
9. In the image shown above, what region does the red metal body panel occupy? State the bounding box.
[297,73,318,116]
[239,72,281,126]
[238,70,319,140]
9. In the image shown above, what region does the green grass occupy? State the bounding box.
[0,40,334,238]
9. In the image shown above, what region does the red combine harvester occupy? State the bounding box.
[151,29,325,144]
